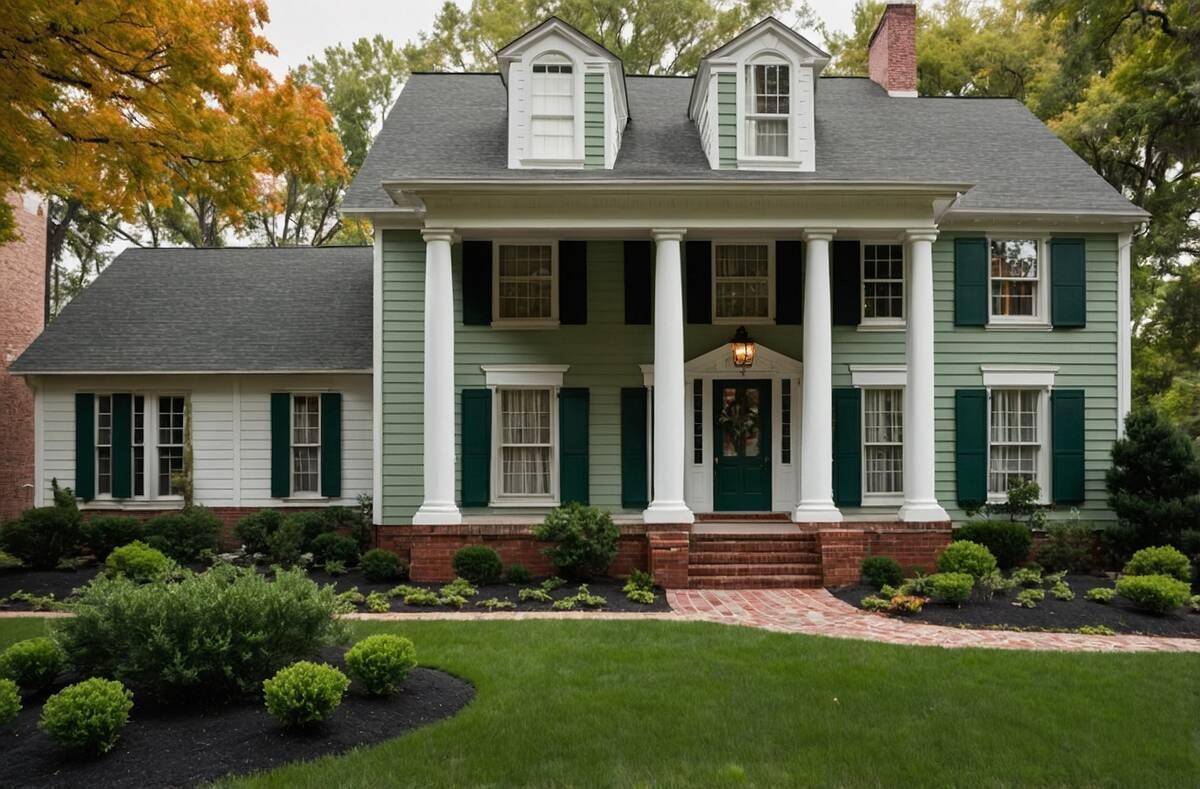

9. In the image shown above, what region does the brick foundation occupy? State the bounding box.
[816,522,953,587]
[647,529,691,589]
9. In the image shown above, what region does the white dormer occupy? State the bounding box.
[688,17,830,172]
[497,17,629,170]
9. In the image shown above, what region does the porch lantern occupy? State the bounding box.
[730,326,756,373]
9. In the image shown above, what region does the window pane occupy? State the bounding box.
[989,389,1041,494]
[97,447,112,496]
[714,245,770,319]
[781,379,792,465]
[990,240,1038,278]
[693,379,703,465]
[863,389,903,494]
[498,245,554,320]
[499,389,553,497]
[158,447,183,496]
[746,118,788,157]
[862,244,904,320]
[992,280,1036,316]
[292,446,319,494]
[292,395,320,446]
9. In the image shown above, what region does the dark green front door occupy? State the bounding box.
[713,379,771,511]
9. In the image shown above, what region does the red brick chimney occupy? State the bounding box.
[868,2,918,96]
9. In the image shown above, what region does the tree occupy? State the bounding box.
[1107,408,1200,548]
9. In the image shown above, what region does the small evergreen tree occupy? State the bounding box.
[1107,408,1200,548]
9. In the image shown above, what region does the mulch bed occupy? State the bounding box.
[0,566,102,609]
[832,574,1200,638]
[0,647,474,789]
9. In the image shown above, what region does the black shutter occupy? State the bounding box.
[320,392,342,498]
[776,240,804,325]
[111,393,132,499]
[74,393,95,501]
[685,240,712,324]
[832,388,862,507]
[623,241,652,325]
[620,388,649,509]
[955,389,988,506]
[559,240,588,325]
[462,240,492,326]
[954,238,989,326]
[831,240,861,326]
[559,388,589,504]
[461,389,492,507]
[1051,238,1087,328]
[270,393,291,498]
[1051,389,1086,504]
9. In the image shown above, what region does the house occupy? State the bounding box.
[11,6,1147,587]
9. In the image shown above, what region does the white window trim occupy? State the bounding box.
[851,370,906,506]
[981,366,1055,504]
[860,241,906,329]
[980,365,1059,389]
[850,365,906,388]
[491,239,561,327]
[482,365,569,388]
[290,393,322,499]
[489,383,561,507]
[743,57,791,160]
[986,236,1051,327]
[88,391,188,505]
[711,240,776,325]
[520,51,586,168]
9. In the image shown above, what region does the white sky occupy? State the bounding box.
[259,0,855,75]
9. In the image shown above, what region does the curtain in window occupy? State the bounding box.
[988,390,1040,493]
[863,388,903,494]
[500,389,552,496]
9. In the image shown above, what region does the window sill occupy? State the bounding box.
[984,322,1052,332]
[857,321,905,333]
[491,319,561,330]
[488,499,559,509]
[82,498,184,511]
[713,317,775,326]
[284,495,329,503]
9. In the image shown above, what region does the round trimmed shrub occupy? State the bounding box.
[532,503,619,579]
[452,545,503,585]
[954,521,1032,570]
[1123,546,1192,583]
[345,634,417,696]
[929,572,974,606]
[105,540,172,582]
[39,678,133,754]
[234,508,285,555]
[937,540,998,580]
[263,661,349,729]
[142,507,221,562]
[1115,574,1191,614]
[286,511,335,552]
[361,549,404,582]
[311,532,360,567]
[81,516,143,561]
[860,556,903,589]
[0,637,66,691]
[0,678,20,726]
[0,503,82,570]
[504,563,533,585]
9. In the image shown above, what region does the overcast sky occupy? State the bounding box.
[259,0,855,75]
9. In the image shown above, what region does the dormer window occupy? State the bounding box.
[746,61,790,157]
[531,55,575,160]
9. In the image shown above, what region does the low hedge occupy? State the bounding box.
[1115,574,1191,614]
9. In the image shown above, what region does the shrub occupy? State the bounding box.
[504,564,533,585]
[234,509,284,556]
[55,564,345,700]
[0,678,19,727]
[928,572,974,606]
[541,576,567,591]
[937,541,998,579]
[452,545,503,585]
[0,501,82,570]
[861,596,890,612]
[1123,546,1192,583]
[1010,567,1043,587]
[955,521,1032,570]
[1038,522,1098,573]
[1115,574,1191,614]
[1077,625,1116,636]
[263,662,348,729]
[284,511,335,553]
[1191,595,1200,613]
[1107,408,1200,548]
[557,583,605,609]
[860,556,903,589]
[623,569,656,603]
[532,503,619,579]
[626,589,655,605]
[364,592,390,613]
[104,541,173,582]
[142,507,221,562]
[440,577,477,599]
[897,574,935,597]
[977,571,1014,599]
[477,597,517,611]
[266,518,306,568]
[323,506,371,552]
[325,559,347,576]
[519,587,552,603]
[39,678,133,754]
[887,595,925,614]
[1085,587,1116,603]
[1013,588,1045,609]
[0,637,67,690]
[81,516,143,561]
[1050,581,1075,601]
[311,532,360,567]
[345,635,416,696]
[361,549,404,582]
[402,589,440,606]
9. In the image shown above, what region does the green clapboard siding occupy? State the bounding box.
[620,387,649,509]
[954,238,988,326]
[584,73,605,169]
[559,388,590,504]
[717,73,737,169]
[832,388,862,507]
[461,389,491,507]
[320,392,342,498]
[74,393,95,501]
[1051,389,1086,504]
[954,389,988,506]
[270,392,291,498]
[111,393,132,499]
[1051,238,1087,328]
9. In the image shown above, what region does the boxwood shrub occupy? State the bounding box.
[142,507,221,562]
[954,521,1032,570]
[39,678,133,754]
[533,503,619,579]
[1123,546,1192,583]
[345,634,417,696]
[233,508,284,555]
[860,556,903,589]
[936,540,998,580]
[263,661,349,729]
[452,545,503,585]
[0,678,19,726]
[311,532,360,567]
[105,540,173,582]
[1115,574,1191,614]
[361,549,404,582]
[0,637,66,691]
[928,572,974,606]
[81,516,143,561]
[0,502,82,570]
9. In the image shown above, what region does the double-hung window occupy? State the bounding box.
[133,396,145,497]
[495,243,557,323]
[988,389,1042,496]
[530,56,574,160]
[292,394,321,495]
[96,395,113,496]
[863,388,903,496]
[496,388,555,501]
[745,62,790,157]
[989,239,1043,321]
[862,243,904,324]
[713,243,772,321]
[94,393,187,500]
[157,396,186,496]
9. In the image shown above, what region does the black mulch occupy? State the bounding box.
[832,574,1200,638]
[0,566,101,609]
[0,647,474,789]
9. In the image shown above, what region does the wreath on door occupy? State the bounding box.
[718,397,759,451]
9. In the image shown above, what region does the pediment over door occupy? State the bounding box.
[640,343,803,385]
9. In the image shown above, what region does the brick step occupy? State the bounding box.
[689,539,818,553]
[689,550,819,565]
[688,562,821,577]
[688,575,824,589]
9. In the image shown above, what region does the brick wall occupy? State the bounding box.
[0,194,46,522]
[817,522,952,587]
[868,3,917,94]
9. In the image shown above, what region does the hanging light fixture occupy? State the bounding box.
[730,325,756,374]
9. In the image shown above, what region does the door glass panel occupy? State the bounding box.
[717,386,763,458]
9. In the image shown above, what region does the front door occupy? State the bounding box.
[713,379,771,511]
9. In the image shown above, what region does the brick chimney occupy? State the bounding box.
[868,2,918,97]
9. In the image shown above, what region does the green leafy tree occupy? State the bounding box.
[1107,408,1200,547]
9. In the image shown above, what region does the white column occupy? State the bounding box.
[793,229,842,523]
[644,229,694,525]
[898,230,949,522]
[413,228,462,525]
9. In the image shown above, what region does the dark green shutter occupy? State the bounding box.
[685,240,712,324]
[954,238,988,326]
[320,393,342,498]
[776,240,804,325]
[955,389,988,506]
[559,388,589,504]
[832,388,862,506]
[623,241,652,324]
[74,393,95,501]
[270,393,291,498]
[461,389,491,507]
[1051,238,1087,328]
[559,240,588,325]
[620,387,649,509]
[831,240,861,326]
[1051,389,1086,504]
[462,240,492,326]
[111,393,132,499]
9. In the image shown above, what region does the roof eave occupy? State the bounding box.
[381,178,975,197]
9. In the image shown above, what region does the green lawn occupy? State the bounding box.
[2,617,1197,787]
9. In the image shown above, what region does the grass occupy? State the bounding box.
[2,617,1198,787]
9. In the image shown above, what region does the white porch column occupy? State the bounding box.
[793,229,842,523]
[644,228,694,524]
[899,230,949,522]
[413,228,462,525]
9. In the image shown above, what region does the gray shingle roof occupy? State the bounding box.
[343,73,1141,215]
[11,246,372,373]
